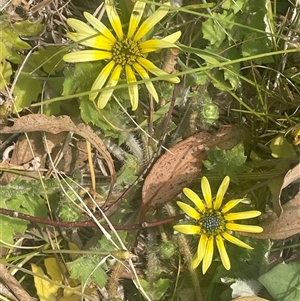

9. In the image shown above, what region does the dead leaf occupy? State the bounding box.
[268,135,298,216]
[245,164,300,240]
[31,258,95,301]
[281,162,300,191]
[0,114,116,188]
[140,125,247,221]
[31,259,61,301]
[162,48,180,74]
[0,132,45,184]
[251,191,300,240]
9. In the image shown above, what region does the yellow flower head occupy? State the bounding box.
[174,176,263,274]
[63,0,181,110]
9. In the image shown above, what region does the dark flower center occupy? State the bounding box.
[200,210,225,234]
[111,37,141,66]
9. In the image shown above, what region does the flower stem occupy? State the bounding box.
[164,203,204,301]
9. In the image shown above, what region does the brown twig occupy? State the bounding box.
[0,263,35,301]
[0,207,183,230]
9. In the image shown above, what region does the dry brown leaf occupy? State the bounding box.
[0,132,45,184]
[140,125,247,221]
[251,191,300,240]
[245,163,300,240]
[162,48,180,74]
[280,162,300,193]
[0,114,116,185]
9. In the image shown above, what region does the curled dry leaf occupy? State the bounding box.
[280,162,300,195]
[244,163,300,240]
[0,132,45,184]
[140,125,247,221]
[162,48,180,74]
[0,114,116,186]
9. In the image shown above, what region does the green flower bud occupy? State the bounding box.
[159,241,176,259]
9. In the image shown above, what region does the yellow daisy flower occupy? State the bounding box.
[174,176,263,274]
[63,0,181,110]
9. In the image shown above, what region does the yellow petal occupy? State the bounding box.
[90,60,115,100]
[221,198,243,214]
[222,232,253,249]
[125,64,139,110]
[63,50,111,62]
[226,223,263,233]
[216,235,230,270]
[105,0,123,40]
[182,188,205,213]
[214,176,230,210]
[67,18,97,36]
[225,211,261,221]
[161,31,182,43]
[191,253,201,269]
[176,201,201,220]
[134,2,170,41]
[192,235,208,269]
[202,236,214,274]
[201,176,212,209]
[66,32,93,43]
[83,35,114,50]
[173,225,200,235]
[137,57,180,83]
[97,64,122,109]
[197,234,208,263]
[83,12,116,42]
[132,62,159,102]
[67,32,113,51]
[139,39,180,53]
[128,1,146,38]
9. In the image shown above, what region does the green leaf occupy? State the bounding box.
[202,11,234,47]
[13,18,44,37]
[67,232,127,288]
[270,135,297,159]
[80,99,121,139]
[222,47,241,90]
[0,20,31,63]
[203,143,251,183]
[115,154,139,187]
[241,0,273,63]
[202,16,225,47]
[0,178,48,245]
[221,0,245,13]
[0,60,12,89]
[13,73,41,111]
[79,98,103,127]
[140,278,170,301]
[210,238,271,292]
[80,98,134,141]
[259,263,300,301]
[63,62,102,97]
[67,256,108,288]
[27,46,67,75]
[179,46,229,66]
